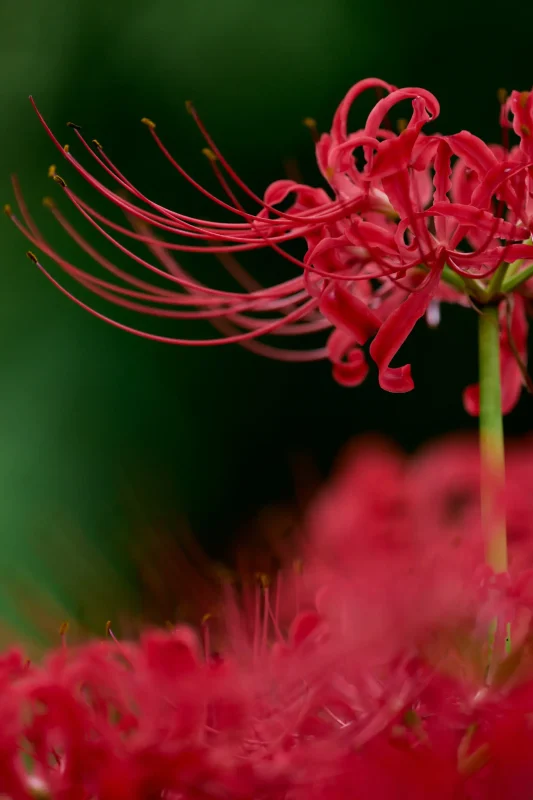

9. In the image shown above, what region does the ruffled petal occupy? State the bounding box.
[326,329,370,387]
[370,128,420,179]
[365,88,440,139]
[369,268,442,392]
[263,179,329,210]
[320,285,381,343]
[330,77,395,143]
[510,89,533,158]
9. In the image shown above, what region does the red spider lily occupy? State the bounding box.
[3,435,533,799]
[6,80,533,407]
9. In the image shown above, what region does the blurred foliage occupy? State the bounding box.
[1,0,533,637]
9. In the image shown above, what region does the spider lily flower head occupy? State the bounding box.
[6,80,533,408]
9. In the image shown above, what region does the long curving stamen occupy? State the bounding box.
[13,210,328,334]
[27,250,322,346]
[31,97,372,247]
[48,203,316,315]
[53,179,394,286]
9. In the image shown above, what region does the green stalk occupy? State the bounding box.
[502,262,533,294]
[487,262,509,299]
[500,238,533,294]
[478,304,507,573]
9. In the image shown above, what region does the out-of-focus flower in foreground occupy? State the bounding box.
[7,80,533,411]
[2,435,533,799]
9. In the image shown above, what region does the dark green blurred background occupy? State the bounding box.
[2,0,533,643]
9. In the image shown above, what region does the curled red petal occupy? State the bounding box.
[510,89,533,158]
[447,130,499,174]
[370,128,420,179]
[263,179,329,210]
[319,285,381,344]
[462,383,480,416]
[330,77,396,143]
[327,329,370,387]
[369,268,442,392]
[370,96,435,181]
[365,87,440,139]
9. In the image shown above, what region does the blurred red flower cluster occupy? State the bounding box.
[3,435,533,799]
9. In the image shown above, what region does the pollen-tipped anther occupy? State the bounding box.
[202,147,217,162]
[92,138,103,149]
[66,121,82,131]
[26,251,39,263]
[3,204,12,217]
[53,174,67,188]
[255,572,270,589]
[293,558,304,575]
[63,144,70,154]
[141,117,156,130]
[59,621,69,636]
[303,117,319,143]
[48,164,56,178]
[105,620,112,636]
[497,88,508,105]
[396,118,408,133]
[185,100,195,115]
[519,91,530,109]
[42,196,56,209]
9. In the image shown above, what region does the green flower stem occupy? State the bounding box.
[502,262,533,293]
[425,264,488,302]
[487,262,510,298]
[500,239,533,294]
[478,304,508,573]
[440,264,467,293]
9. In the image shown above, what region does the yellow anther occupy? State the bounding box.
[202,147,217,162]
[48,164,56,178]
[396,118,408,133]
[59,621,69,636]
[92,138,103,149]
[458,743,490,777]
[105,620,112,636]
[384,208,400,221]
[302,117,319,143]
[519,91,530,109]
[255,572,270,589]
[497,88,508,105]
[3,204,12,217]
[141,117,156,129]
[66,121,82,130]
[42,196,56,209]
[185,100,194,115]
[26,251,39,263]
[53,174,67,188]
[214,564,237,584]
[201,613,212,625]
[63,144,70,154]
